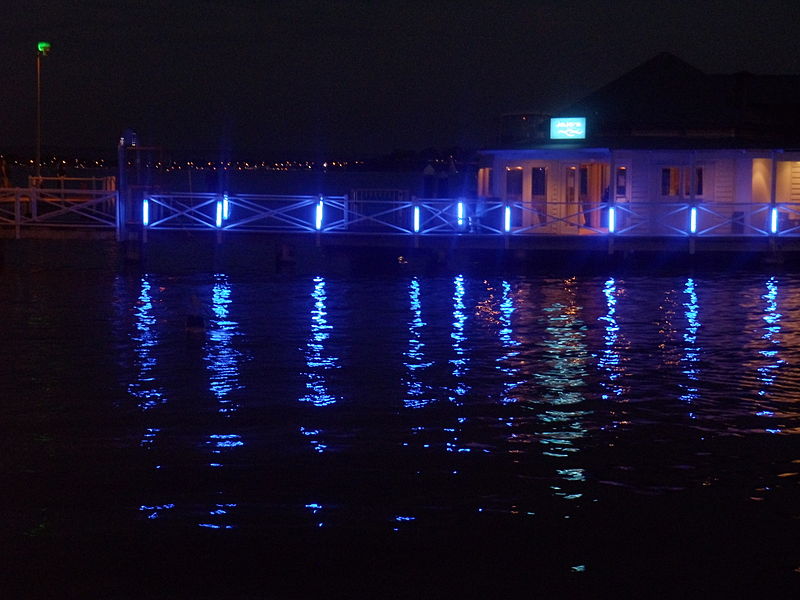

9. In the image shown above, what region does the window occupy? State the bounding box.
[477,168,493,197]
[615,167,627,197]
[506,167,523,202]
[661,167,704,197]
[531,167,546,197]
[565,167,577,204]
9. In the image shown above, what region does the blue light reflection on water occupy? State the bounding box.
[496,280,522,404]
[757,277,785,432]
[599,278,623,401]
[680,277,701,411]
[299,276,339,407]
[448,274,469,401]
[98,273,800,536]
[403,277,433,408]
[128,276,166,411]
[205,274,243,412]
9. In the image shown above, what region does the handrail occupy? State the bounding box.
[3,188,800,241]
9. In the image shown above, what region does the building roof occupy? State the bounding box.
[501,53,800,150]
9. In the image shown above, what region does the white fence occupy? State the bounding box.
[3,187,800,240]
[139,192,800,238]
[0,187,119,237]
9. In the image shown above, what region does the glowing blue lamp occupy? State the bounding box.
[315,198,324,230]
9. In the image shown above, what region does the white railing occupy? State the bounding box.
[0,187,119,237]
[137,194,800,238]
[3,188,800,240]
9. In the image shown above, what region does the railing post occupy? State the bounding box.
[31,187,38,221]
[412,196,420,248]
[608,156,616,255]
[769,151,779,254]
[15,189,21,239]
[115,190,124,242]
[689,152,697,255]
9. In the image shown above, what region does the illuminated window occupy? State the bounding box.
[477,168,493,197]
[531,167,547,225]
[565,167,577,204]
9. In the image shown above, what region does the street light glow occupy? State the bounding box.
[37,42,51,55]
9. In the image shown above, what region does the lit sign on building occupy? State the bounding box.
[550,117,586,139]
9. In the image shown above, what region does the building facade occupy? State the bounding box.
[478,53,800,238]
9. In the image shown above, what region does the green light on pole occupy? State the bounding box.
[36,42,51,180]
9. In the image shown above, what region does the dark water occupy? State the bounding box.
[1,269,799,598]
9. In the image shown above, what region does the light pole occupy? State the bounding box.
[36,41,51,181]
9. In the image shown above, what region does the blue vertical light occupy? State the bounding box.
[222,193,230,220]
[457,201,464,227]
[771,207,778,234]
[413,206,420,233]
[315,198,324,230]
[215,201,223,228]
[142,198,150,226]
[608,206,616,233]
[690,206,697,234]
[504,205,511,232]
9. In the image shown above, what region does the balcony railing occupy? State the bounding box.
[0,186,119,237]
[138,193,800,238]
[2,188,800,241]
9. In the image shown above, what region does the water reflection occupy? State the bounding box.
[496,280,521,404]
[197,503,238,530]
[448,274,469,401]
[599,278,624,400]
[201,275,245,528]
[106,273,800,534]
[300,276,339,406]
[517,279,590,503]
[403,277,433,408]
[757,277,785,433]
[680,278,701,410]
[128,276,166,410]
[204,274,243,414]
[758,277,783,396]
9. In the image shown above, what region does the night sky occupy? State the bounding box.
[3,0,800,159]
